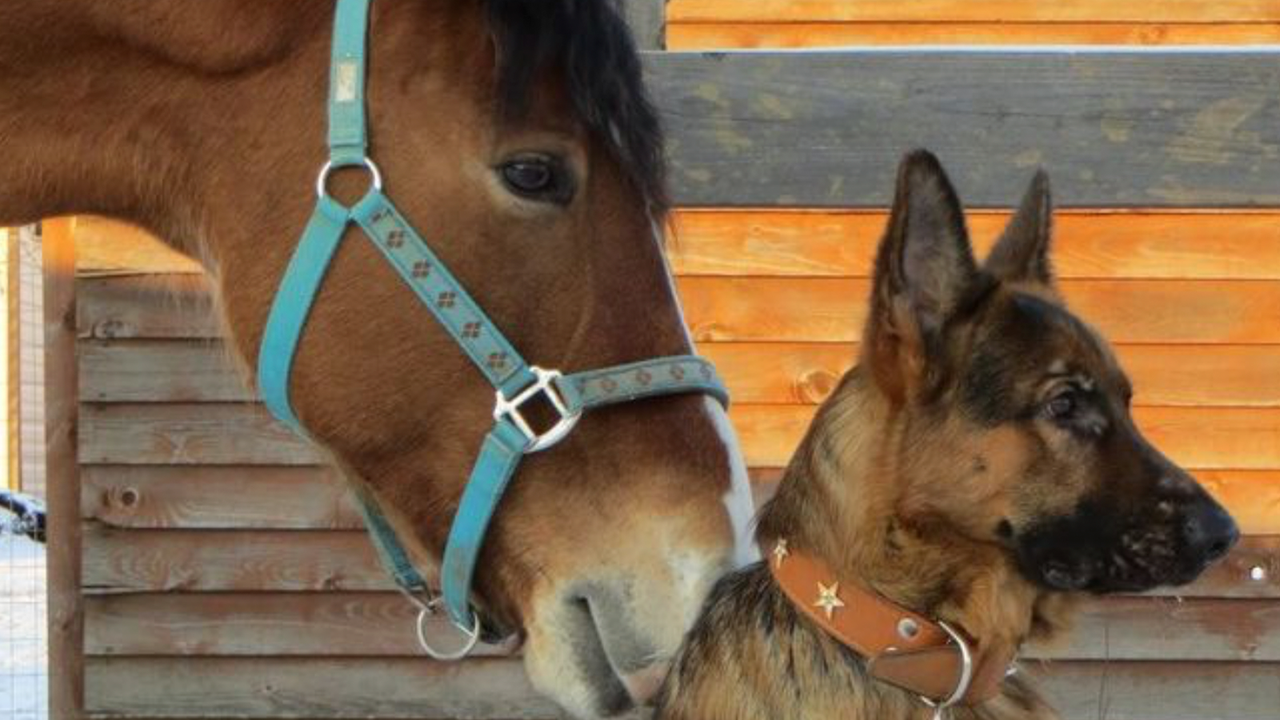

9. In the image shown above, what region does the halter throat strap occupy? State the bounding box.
[256,0,729,656]
[769,540,1015,708]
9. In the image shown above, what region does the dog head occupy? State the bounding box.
[861,150,1238,593]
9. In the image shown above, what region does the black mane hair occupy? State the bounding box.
[486,0,668,213]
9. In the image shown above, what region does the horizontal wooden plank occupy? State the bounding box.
[78,401,1280,470]
[85,593,508,657]
[667,0,1280,23]
[83,339,1280,408]
[668,22,1280,49]
[80,404,320,465]
[83,656,1280,720]
[82,463,1280,536]
[700,342,1280,407]
[81,465,358,529]
[734,404,1280,469]
[679,278,1280,344]
[82,523,393,594]
[82,275,1280,344]
[669,210,1280,280]
[646,51,1280,207]
[79,275,218,339]
[84,592,1280,662]
[80,524,1279,598]
[1034,661,1280,720]
[85,657,558,719]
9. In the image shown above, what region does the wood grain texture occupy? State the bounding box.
[85,657,558,719]
[81,339,1280,408]
[645,50,1280,207]
[74,216,201,276]
[83,592,1280,662]
[678,278,1280,344]
[81,656,1280,720]
[84,593,507,657]
[733,404,1280,469]
[81,275,1280,344]
[668,22,1280,49]
[44,218,86,720]
[669,210,1280,280]
[80,465,357,529]
[80,524,1279,598]
[81,524,392,594]
[77,401,1280,470]
[699,342,1280,407]
[79,404,319,465]
[666,0,1280,23]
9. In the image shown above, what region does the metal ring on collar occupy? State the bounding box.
[414,605,482,661]
[918,620,974,713]
[315,157,383,200]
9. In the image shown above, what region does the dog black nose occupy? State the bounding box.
[1182,501,1239,563]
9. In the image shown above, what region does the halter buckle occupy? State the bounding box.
[918,620,974,718]
[494,366,581,453]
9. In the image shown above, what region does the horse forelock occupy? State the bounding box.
[485,0,668,216]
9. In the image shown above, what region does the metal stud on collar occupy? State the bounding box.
[918,620,974,720]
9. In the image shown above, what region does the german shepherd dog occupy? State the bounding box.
[656,150,1239,720]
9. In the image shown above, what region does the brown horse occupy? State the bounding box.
[0,1,755,716]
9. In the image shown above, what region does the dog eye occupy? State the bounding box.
[498,155,575,205]
[1043,392,1077,420]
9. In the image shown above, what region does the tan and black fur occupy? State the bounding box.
[657,150,1238,720]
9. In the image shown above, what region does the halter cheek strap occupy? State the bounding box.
[257,0,730,659]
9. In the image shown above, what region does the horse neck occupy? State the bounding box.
[758,369,1052,652]
[0,1,328,243]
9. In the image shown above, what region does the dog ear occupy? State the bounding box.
[865,150,979,400]
[985,170,1054,284]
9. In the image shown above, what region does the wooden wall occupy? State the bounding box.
[64,2,1280,718]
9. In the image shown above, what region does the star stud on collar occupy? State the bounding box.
[814,581,845,619]
[772,538,790,568]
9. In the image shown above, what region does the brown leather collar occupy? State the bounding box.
[768,538,1015,707]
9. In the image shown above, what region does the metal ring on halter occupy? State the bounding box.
[918,620,974,717]
[414,604,482,662]
[315,157,383,199]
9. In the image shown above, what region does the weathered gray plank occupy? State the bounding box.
[79,404,319,465]
[1035,661,1280,720]
[647,50,1280,207]
[78,275,218,339]
[85,657,557,719]
[82,657,1280,720]
[81,524,393,594]
[84,592,1280,662]
[81,466,357,529]
[80,339,251,402]
[624,0,666,50]
[81,524,1279,598]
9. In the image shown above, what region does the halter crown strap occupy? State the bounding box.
[257,0,729,647]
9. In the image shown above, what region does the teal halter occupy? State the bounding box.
[257,0,729,660]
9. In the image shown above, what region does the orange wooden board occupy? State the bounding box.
[677,277,1280,344]
[669,22,1280,49]
[701,342,1280,407]
[667,0,1280,23]
[669,210,1280,279]
[731,404,1280,469]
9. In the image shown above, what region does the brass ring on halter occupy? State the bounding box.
[315,156,383,200]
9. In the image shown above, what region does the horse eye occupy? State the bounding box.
[1044,392,1076,420]
[498,156,573,204]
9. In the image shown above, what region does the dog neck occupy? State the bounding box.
[758,368,1074,666]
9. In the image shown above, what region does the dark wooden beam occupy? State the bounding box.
[646,49,1280,207]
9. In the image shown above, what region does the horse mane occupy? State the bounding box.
[486,0,668,213]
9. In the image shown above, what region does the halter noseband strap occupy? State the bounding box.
[256,0,729,659]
